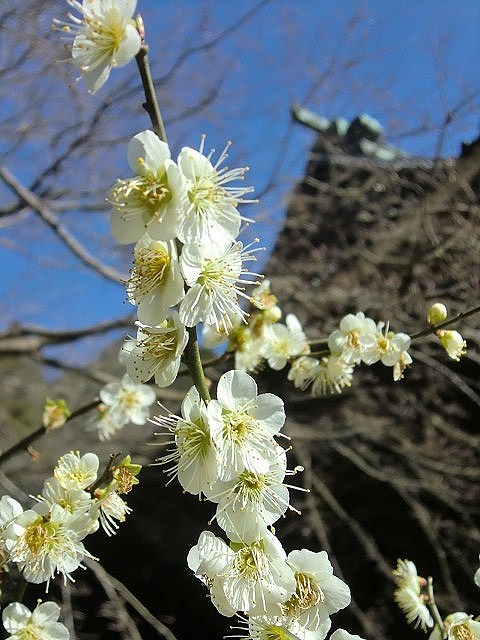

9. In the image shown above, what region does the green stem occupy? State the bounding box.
[0,399,100,468]
[426,576,446,639]
[135,43,167,143]
[410,304,480,341]
[185,327,211,403]
[135,27,211,405]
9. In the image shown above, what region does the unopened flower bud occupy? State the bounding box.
[427,303,447,326]
[437,330,467,361]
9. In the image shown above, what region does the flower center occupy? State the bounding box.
[235,470,265,503]
[222,411,258,444]
[346,329,360,348]
[17,623,43,640]
[86,10,125,58]
[235,541,268,581]
[188,176,221,210]
[23,520,58,556]
[138,328,176,363]
[452,624,475,640]
[110,170,172,223]
[178,419,212,461]
[283,572,323,616]
[128,245,171,300]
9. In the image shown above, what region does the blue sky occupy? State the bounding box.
[1,0,479,361]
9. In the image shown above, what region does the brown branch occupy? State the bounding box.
[0,315,134,354]
[85,559,178,640]
[0,165,126,283]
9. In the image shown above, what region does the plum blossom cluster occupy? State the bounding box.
[393,558,480,640]
[108,129,261,389]
[0,451,140,586]
[153,370,351,639]
[204,285,413,396]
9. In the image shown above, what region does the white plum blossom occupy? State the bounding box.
[205,445,290,543]
[99,374,156,424]
[152,386,218,496]
[393,559,433,631]
[283,549,351,638]
[393,558,422,592]
[179,240,260,332]
[437,329,467,361]
[127,235,185,324]
[39,478,96,531]
[2,503,93,585]
[262,314,310,371]
[328,312,377,365]
[361,322,412,380]
[86,405,127,441]
[188,529,296,616]
[177,138,254,250]
[233,327,265,372]
[247,614,331,640]
[207,370,286,480]
[287,356,321,391]
[126,313,188,387]
[310,355,354,396]
[109,130,187,243]
[92,489,132,537]
[54,0,141,94]
[2,601,69,640]
[54,451,99,491]
[86,375,156,440]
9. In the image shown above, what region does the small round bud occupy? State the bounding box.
[427,302,447,325]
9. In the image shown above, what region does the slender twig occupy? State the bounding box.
[0,165,126,283]
[411,305,480,340]
[85,559,178,640]
[0,399,100,468]
[135,39,167,143]
[184,327,211,402]
[426,576,447,639]
[135,29,210,404]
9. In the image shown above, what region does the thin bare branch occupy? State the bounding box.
[0,165,126,283]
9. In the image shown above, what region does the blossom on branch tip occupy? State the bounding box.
[54,0,141,94]
[2,601,69,640]
[109,130,187,243]
[427,303,448,326]
[393,559,433,631]
[437,330,466,361]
